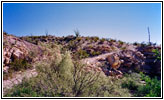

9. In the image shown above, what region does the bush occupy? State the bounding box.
[152,48,161,61]
[135,73,161,97]
[118,40,124,45]
[99,38,106,44]
[74,49,89,59]
[92,37,99,42]
[109,39,116,43]
[122,80,138,90]
[90,51,101,56]
[133,42,139,46]
[9,58,32,72]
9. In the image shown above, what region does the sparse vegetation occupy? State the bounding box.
[3,32,161,97]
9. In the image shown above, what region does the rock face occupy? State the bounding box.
[119,50,145,72]
[82,48,146,78]
[138,45,161,79]
[3,34,42,73]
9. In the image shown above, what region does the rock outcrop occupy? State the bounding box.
[138,45,161,79]
[3,34,42,73]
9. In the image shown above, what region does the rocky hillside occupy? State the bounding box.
[3,32,161,96]
[20,34,161,77]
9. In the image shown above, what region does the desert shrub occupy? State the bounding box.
[90,51,101,56]
[5,80,39,97]
[135,72,161,97]
[120,47,126,50]
[122,80,138,90]
[67,40,77,50]
[92,37,99,42]
[99,38,106,44]
[85,37,89,41]
[109,39,116,43]
[133,42,139,46]
[141,42,147,47]
[3,58,32,80]
[152,48,161,61]
[9,58,32,72]
[76,37,82,42]
[74,49,89,59]
[118,40,124,45]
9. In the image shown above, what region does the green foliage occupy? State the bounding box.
[67,40,77,50]
[120,47,126,50]
[74,49,89,59]
[122,80,138,90]
[99,38,106,44]
[5,80,39,97]
[90,51,101,56]
[92,37,99,42]
[121,72,161,97]
[118,40,124,45]
[58,51,74,80]
[135,72,161,97]
[9,58,32,72]
[109,39,116,43]
[152,48,161,61]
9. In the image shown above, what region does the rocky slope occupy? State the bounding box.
[3,33,43,73]
[3,33,161,92]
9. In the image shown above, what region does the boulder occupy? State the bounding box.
[107,53,123,70]
[12,48,24,59]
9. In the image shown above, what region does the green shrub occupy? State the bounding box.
[99,38,106,44]
[9,58,32,72]
[135,73,161,97]
[5,80,39,97]
[122,80,138,90]
[75,49,89,59]
[109,39,116,43]
[67,40,77,50]
[152,48,161,61]
[90,51,101,56]
[118,40,124,45]
[92,37,99,42]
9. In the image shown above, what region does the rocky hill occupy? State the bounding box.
[3,32,161,97]
[20,34,161,77]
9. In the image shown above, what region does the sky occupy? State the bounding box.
[3,3,161,44]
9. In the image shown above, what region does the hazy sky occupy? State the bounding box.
[3,3,161,44]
